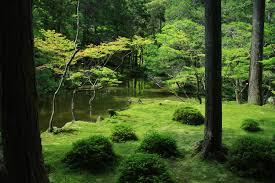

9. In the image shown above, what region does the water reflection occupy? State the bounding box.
[38,79,171,131]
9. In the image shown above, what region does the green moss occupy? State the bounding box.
[42,99,275,183]
[241,119,261,132]
[117,153,174,183]
[138,131,179,158]
[228,136,275,178]
[173,106,204,125]
[111,124,138,142]
[63,135,117,172]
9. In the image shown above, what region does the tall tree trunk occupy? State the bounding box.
[1,0,49,182]
[248,0,265,105]
[201,0,223,159]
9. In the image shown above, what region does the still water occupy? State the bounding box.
[38,80,172,131]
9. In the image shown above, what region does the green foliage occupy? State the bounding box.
[33,0,275,102]
[67,67,121,88]
[221,22,251,101]
[222,0,252,23]
[145,19,205,95]
[228,136,275,178]
[36,69,58,95]
[173,106,204,125]
[138,131,179,158]
[165,0,204,23]
[117,153,174,183]
[79,37,130,59]
[35,30,75,73]
[262,24,275,95]
[146,0,169,34]
[34,30,75,95]
[63,135,117,171]
[222,22,251,48]
[33,0,77,38]
[241,119,261,132]
[111,124,138,142]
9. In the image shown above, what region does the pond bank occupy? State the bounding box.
[39,79,172,131]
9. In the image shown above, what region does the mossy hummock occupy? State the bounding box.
[63,135,117,171]
[139,131,179,158]
[173,106,204,125]
[111,124,138,142]
[228,136,275,178]
[117,153,174,183]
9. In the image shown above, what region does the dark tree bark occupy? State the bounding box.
[1,1,49,182]
[248,0,265,105]
[201,0,223,159]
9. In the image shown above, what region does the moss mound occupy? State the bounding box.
[117,153,174,183]
[228,136,275,178]
[240,118,261,132]
[111,124,138,142]
[138,132,179,158]
[63,135,117,171]
[173,106,204,125]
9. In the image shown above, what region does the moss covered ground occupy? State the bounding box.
[42,98,275,183]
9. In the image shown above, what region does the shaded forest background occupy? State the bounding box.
[34,0,274,103]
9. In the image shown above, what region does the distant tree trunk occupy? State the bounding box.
[48,49,79,132]
[235,79,242,104]
[1,0,49,182]
[248,0,265,105]
[89,89,96,121]
[195,73,202,104]
[201,0,223,159]
[71,89,77,121]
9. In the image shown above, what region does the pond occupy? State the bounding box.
[38,79,172,131]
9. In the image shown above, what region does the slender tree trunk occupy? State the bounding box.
[89,89,96,121]
[1,0,49,182]
[201,0,223,159]
[248,0,265,105]
[48,0,80,132]
[195,73,202,104]
[235,79,242,104]
[48,50,79,132]
[71,89,77,121]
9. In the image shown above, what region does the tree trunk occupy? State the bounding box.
[89,89,96,121]
[201,0,223,159]
[195,73,202,104]
[235,79,242,104]
[71,89,77,121]
[248,0,265,105]
[1,0,49,182]
[235,89,242,104]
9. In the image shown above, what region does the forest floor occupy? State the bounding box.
[42,98,275,183]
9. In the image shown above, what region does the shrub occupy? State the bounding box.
[228,136,275,178]
[111,124,138,142]
[241,119,261,132]
[63,135,117,171]
[117,153,174,183]
[173,106,204,125]
[138,132,179,158]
